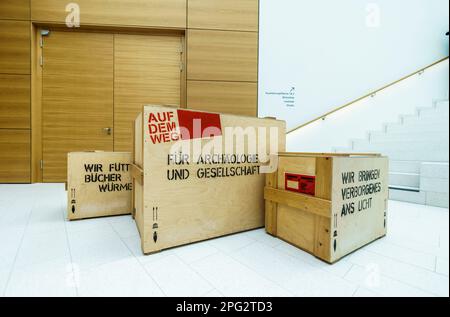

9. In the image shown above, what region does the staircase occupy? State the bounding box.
[334,100,449,208]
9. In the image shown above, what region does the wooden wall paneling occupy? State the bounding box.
[0,74,30,129]
[0,129,31,183]
[0,0,30,20]
[0,20,31,74]
[42,30,114,183]
[31,24,42,183]
[188,0,259,32]
[187,29,258,82]
[180,36,187,108]
[31,0,187,28]
[187,80,257,116]
[114,33,183,152]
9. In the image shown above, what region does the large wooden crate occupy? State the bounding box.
[265,153,389,263]
[132,105,286,254]
[67,151,133,220]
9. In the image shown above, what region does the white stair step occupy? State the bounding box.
[377,150,449,162]
[389,172,420,188]
[420,177,449,194]
[370,131,448,143]
[390,160,421,173]
[403,113,449,125]
[333,149,449,161]
[386,122,449,133]
[425,192,449,208]
[333,147,354,153]
[352,142,449,152]
[389,188,426,204]
[418,106,449,117]
[420,162,449,179]
[436,100,449,110]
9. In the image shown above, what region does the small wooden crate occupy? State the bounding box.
[67,151,133,220]
[265,152,389,263]
[132,105,286,255]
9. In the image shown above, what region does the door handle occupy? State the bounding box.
[103,127,112,135]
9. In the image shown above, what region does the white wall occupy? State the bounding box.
[286,59,449,152]
[259,0,450,129]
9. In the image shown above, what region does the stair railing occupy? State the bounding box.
[287,56,449,135]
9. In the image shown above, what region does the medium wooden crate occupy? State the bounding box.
[265,152,389,263]
[132,105,286,255]
[67,151,133,220]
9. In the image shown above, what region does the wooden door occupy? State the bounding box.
[42,31,114,182]
[114,34,182,152]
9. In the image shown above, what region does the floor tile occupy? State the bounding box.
[26,200,66,236]
[109,215,139,239]
[145,255,213,297]
[65,217,112,234]
[78,258,164,297]
[232,241,357,297]
[0,228,23,271]
[436,258,449,276]
[173,241,219,264]
[353,287,381,297]
[363,239,437,271]
[202,289,224,297]
[275,242,354,277]
[209,234,255,254]
[244,229,283,248]
[68,225,132,271]
[0,184,448,297]
[5,258,77,297]
[345,265,435,297]
[347,250,449,296]
[14,229,70,269]
[122,235,174,264]
[191,252,292,297]
[0,268,10,296]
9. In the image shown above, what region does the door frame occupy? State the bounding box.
[31,23,186,183]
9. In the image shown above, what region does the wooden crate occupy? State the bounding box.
[132,105,286,254]
[67,151,132,220]
[265,152,389,263]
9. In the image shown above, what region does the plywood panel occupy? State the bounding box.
[0,74,30,129]
[331,156,389,262]
[137,105,286,254]
[188,0,258,31]
[187,29,258,82]
[31,0,186,28]
[42,31,114,183]
[114,34,182,152]
[187,80,257,116]
[0,20,30,74]
[0,129,30,183]
[67,152,132,220]
[277,204,316,253]
[0,0,30,20]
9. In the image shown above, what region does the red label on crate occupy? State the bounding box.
[148,110,222,144]
[148,111,179,144]
[285,173,316,196]
[177,109,222,141]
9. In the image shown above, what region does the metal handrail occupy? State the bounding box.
[287,56,449,134]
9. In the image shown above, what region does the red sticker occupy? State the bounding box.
[177,109,222,141]
[285,173,316,196]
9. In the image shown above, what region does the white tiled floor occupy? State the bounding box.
[0,184,448,297]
